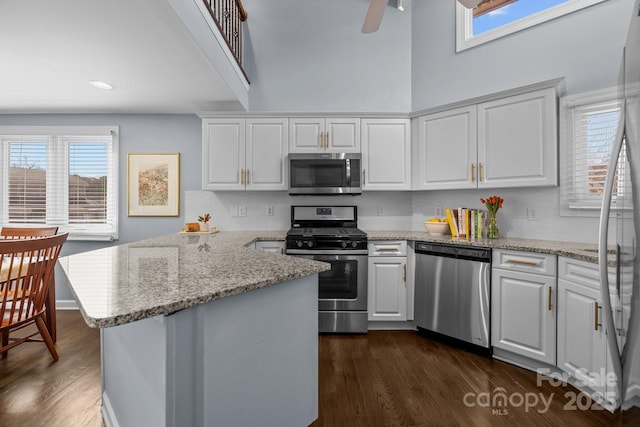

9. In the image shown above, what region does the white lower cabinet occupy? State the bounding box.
[557,257,616,407]
[491,250,557,365]
[254,240,286,255]
[368,241,408,321]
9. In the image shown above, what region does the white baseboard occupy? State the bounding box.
[367,320,417,330]
[101,392,119,427]
[55,299,79,310]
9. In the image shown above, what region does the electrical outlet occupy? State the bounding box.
[239,205,247,217]
[434,206,443,218]
[266,205,274,216]
[377,206,385,216]
[527,208,538,221]
[231,205,239,217]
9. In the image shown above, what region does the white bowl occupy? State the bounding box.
[424,221,449,235]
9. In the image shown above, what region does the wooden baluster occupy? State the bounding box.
[235,3,239,64]
[237,8,241,65]
[226,0,230,44]
[200,0,246,70]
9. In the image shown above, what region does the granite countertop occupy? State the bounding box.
[60,229,608,329]
[59,231,328,329]
[363,231,603,264]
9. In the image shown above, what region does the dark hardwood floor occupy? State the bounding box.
[312,332,622,427]
[0,311,629,426]
[0,311,102,427]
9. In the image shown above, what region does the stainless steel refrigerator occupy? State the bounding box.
[599,0,640,423]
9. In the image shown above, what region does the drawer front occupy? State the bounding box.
[558,256,615,292]
[493,250,556,276]
[368,241,407,257]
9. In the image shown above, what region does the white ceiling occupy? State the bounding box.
[0,0,238,114]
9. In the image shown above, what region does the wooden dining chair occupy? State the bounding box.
[1,226,59,240]
[0,233,68,361]
[0,226,60,345]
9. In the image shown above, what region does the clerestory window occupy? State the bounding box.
[456,0,607,52]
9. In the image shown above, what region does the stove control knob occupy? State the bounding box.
[307,241,314,248]
[341,241,348,248]
[296,240,304,248]
[351,241,358,248]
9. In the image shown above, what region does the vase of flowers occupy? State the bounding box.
[481,195,504,239]
[198,213,211,232]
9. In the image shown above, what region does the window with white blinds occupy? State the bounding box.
[560,89,624,216]
[0,126,118,240]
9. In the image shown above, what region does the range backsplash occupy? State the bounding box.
[186,187,602,244]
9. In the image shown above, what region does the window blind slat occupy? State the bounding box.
[563,93,624,211]
[8,141,47,224]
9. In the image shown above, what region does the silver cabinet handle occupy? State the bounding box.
[240,168,244,184]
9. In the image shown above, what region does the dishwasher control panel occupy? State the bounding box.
[415,242,491,262]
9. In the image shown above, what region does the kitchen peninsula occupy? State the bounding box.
[59,231,330,427]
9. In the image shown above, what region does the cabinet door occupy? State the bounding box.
[325,118,360,152]
[477,88,557,188]
[202,118,245,190]
[492,268,556,364]
[416,106,477,190]
[361,119,411,190]
[289,118,324,153]
[368,256,407,321]
[557,278,608,399]
[246,119,288,190]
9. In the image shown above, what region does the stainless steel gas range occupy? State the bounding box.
[285,206,368,334]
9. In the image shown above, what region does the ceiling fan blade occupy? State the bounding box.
[362,0,387,34]
[458,0,484,8]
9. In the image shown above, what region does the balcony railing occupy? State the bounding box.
[202,0,248,81]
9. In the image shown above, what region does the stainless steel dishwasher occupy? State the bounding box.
[414,242,491,354]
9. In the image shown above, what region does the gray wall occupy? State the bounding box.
[0,114,202,301]
[242,0,412,112]
[411,0,634,111]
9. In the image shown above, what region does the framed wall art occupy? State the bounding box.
[127,152,180,216]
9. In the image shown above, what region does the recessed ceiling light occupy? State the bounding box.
[88,80,115,90]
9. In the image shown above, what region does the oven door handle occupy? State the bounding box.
[286,249,369,256]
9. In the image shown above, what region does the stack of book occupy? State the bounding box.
[444,208,485,239]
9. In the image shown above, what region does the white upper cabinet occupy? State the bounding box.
[202,118,246,191]
[415,106,477,190]
[289,118,360,153]
[203,118,288,191]
[361,119,411,190]
[414,87,558,190]
[477,88,557,188]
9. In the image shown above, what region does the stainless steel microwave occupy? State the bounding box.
[288,153,362,195]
